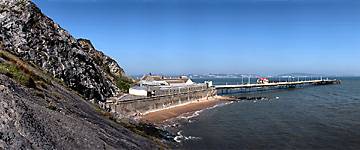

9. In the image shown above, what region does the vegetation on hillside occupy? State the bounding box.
[0,50,51,88]
[114,76,133,93]
[0,62,36,88]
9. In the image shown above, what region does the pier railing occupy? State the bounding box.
[215,79,340,94]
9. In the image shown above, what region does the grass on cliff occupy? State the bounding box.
[0,50,52,88]
[0,62,36,88]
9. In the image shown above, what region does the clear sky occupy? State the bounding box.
[32,0,360,76]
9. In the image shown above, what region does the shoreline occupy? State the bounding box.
[139,96,232,124]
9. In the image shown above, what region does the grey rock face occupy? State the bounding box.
[0,75,158,150]
[0,0,124,102]
[78,39,125,81]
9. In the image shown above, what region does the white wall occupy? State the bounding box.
[186,79,194,85]
[129,88,148,96]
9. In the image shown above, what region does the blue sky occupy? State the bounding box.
[33,0,360,76]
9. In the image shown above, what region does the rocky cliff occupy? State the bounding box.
[0,0,129,102]
[0,0,163,149]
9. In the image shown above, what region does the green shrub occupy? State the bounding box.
[114,76,133,93]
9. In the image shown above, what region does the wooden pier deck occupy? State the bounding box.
[214,79,340,94]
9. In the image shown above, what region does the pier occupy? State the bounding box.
[106,76,341,116]
[215,79,341,94]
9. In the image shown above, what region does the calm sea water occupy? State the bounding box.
[168,77,360,150]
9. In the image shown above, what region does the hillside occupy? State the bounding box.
[0,0,132,103]
[0,0,161,149]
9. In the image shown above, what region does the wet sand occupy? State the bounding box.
[140,96,231,124]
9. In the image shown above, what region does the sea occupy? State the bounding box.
[165,77,360,150]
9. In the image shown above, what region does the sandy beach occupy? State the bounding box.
[140,96,231,124]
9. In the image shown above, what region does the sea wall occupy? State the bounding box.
[108,88,217,116]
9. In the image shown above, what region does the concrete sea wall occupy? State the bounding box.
[108,88,216,116]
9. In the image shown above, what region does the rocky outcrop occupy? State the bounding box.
[77,39,127,84]
[0,0,125,102]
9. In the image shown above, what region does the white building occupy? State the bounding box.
[129,86,148,96]
[204,81,213,87]
[128,75,201,97]
[139,75,194,87]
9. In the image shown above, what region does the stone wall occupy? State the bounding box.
[109,88,217,116]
